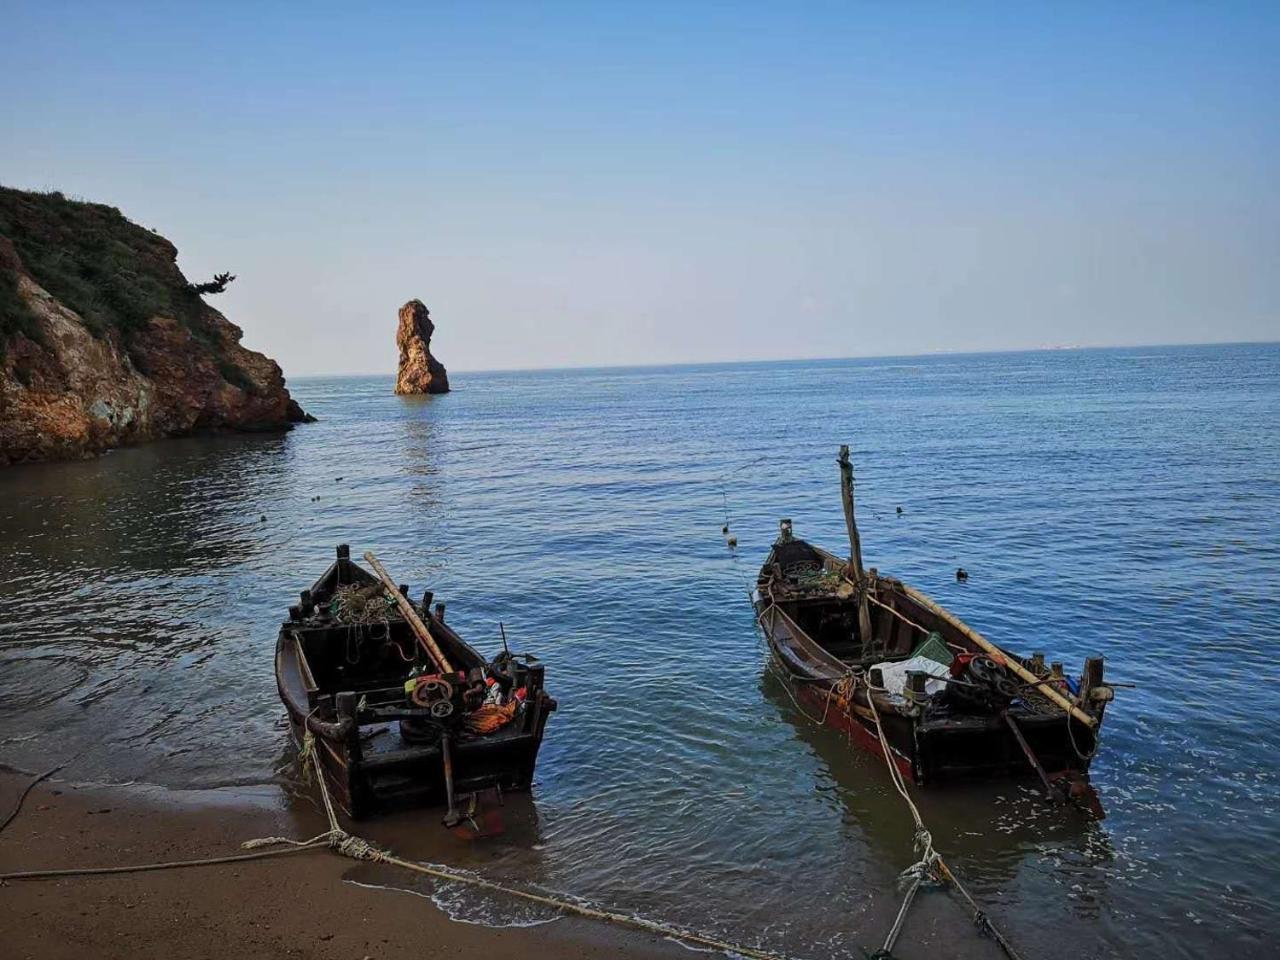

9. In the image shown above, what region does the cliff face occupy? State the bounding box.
[394,299,450,395]
[0,187,310,467]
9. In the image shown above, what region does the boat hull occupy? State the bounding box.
[757,598,1099,787]
[276,629,555,820]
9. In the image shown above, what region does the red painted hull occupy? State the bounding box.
[791,676,918,784]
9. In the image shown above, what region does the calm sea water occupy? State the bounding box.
[1,344,1277,958]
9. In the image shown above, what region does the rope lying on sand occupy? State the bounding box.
[0,743,788,960]
[0,765,64,835]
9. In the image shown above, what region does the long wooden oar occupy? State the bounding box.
[1002,710,1063,802]
[363,550,454,674]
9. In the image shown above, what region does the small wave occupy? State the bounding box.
[343,877,560,929]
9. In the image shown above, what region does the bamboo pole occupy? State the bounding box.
[900,584,1096,728]
[837,445,874,646]
[363,551,454,674]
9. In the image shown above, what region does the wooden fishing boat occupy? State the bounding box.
[754,448,1114,810]
[276,545,556,826]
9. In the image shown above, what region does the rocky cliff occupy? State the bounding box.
[0,187,310,466]
[394,299,449,395]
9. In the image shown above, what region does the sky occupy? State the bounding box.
[2,1,1277,375]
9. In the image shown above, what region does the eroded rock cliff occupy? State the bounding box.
[394,299,449,395]
[0,187,310,466]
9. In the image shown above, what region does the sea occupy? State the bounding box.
[1,343,1277,959]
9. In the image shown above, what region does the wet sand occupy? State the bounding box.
[0,770,692,960]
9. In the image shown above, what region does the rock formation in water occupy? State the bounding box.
[0,186,312,467]
[394,299,449,395]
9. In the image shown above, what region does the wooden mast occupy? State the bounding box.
[838,445,874,645]
[838,445,864,577]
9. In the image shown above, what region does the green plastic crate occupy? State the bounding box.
[912,632,953,667]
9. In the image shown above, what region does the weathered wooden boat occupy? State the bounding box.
[276,545,556,826]
[754,447,1114,811]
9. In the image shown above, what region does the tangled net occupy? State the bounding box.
[1017,688,1069,716]
[330,583,396,625]
[783,562,846,591]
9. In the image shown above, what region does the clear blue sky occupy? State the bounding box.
[3,1,1276,374]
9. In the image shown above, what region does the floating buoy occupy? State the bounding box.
[727,535,738,549]
[896,506,904,515]
[260,514,267,523]
[955,567,968,582]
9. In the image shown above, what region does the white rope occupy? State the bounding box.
[865,687,937,868]
[0,735,788,959]
[862,679,1027,960]
[283,734,789,960]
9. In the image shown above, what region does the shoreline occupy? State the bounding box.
[0,770,694,960]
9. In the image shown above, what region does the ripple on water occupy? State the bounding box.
[1,345,1278,959]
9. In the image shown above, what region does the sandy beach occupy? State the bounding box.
[0,769,693,960]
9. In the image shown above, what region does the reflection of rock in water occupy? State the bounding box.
[0,434,291,787]
[759,666,1116,895]
[0,433,285,576]
[398,398,441,497]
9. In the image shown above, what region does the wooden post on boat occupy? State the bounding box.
[838,445,874,646]
[363,550,455,674]
[838,445,864,577]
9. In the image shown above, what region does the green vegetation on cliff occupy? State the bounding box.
[0,266,38,348]
[0,186,234,364]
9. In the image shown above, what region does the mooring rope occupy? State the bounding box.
[751,591,1030,960]
[863,686,1027,960]
[0,739,788,960]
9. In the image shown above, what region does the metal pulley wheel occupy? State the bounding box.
[411,676,454,708]
[967,655,1021,699]
[430,699,455,718]
[993,675,1021,699]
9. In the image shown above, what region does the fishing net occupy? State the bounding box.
[330,584,397,625]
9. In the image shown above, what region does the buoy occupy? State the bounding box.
[259,514,267,523]
[727,535,738,548]
[721,524,729,535]
[896,506,904,515]
[955,567,968,582]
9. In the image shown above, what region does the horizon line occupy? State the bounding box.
[286,337,1279,380]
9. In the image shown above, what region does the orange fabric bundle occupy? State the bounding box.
[464,701,519,735]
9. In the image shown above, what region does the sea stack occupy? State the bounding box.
[394,299,450,395]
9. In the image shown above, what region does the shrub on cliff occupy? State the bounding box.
[0,267,41,353]
[0,187,239,374]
